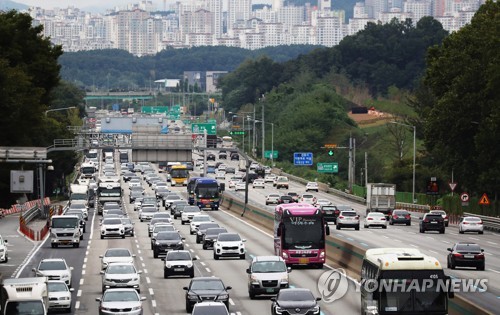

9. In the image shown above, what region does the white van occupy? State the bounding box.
[0,234,8,263]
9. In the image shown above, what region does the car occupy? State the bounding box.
[129,189,143,203]
[230,153,239,160]
[190,214,213,234]
[162,250,197,278]
[234,181,246,191]
[156,187,171,200]
[152,231,185,258]
[47,280,74,312]
[419,213,445,234]
[225,167,236,174]
[148,217,173,237]
[163,194,182,209]
[305,181,319,192]
[246,256,290,299]
[95,288,146,315]
[213,232,246,260]
[191,301,229,315]
[315,198,331,207]
[207,165,217,174]
[300,194,316,205]
[266,193,281,205]
[196,222,221,244]
[459,216,484,234]
[100,218,125,239]
[138,206,158,222]
[102,202,121,215]
[275,176,289,189]
[287,192,299,203]
[320,205,339,223]
[218,152,227,159]
[264,174,277,183]
[181,206,202,225]
[68,202,88,220]
[202,227,228,250]
[430,209,449,227]
[228,176,242,188]
[32,258,73,287]
[207,153,216,161]
[271,288,321,315]
[364,212,388,229]
[336,210,360,230]
[128,178,142,189]
[389,209,412,225]
[170,200,188,215]
[0,234,8,263]
[242,172,259,183]
[100,248,136,270]
[252,179,265,189]
[183,277,232,313]
[278,195,294,204]
[121,218,135,236]
[150,224,177,249]
[217,164,227,171]
[215,171,226,179]
[447,242,485,270]
[101,262,142,293]
[173,203,189,219]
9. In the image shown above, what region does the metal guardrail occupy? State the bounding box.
[21,204,40,224]
[463,212,500,232]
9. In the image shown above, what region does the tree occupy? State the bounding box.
[422,0,500,196]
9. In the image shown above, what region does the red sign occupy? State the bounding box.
[460,192,469,202]
[479,193,490,205]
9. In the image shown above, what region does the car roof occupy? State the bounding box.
[252,255,284,263]
[191,276,222,281]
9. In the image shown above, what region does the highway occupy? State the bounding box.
[2,149,498,314]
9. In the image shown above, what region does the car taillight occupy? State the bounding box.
[463,222,468,225]
[367,218,373,220]
[444,216,448,219]
[355,216,359,220]
[405,215,411,219]
[381,218,386,220]
[476,254,485,259]
[453,253,462,258]
[335,210,340,215]
[392,215,398,219]
[339,216,344,219]
[424,219,429,222]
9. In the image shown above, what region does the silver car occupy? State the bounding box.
[101,262,142,293]
[96,288,146,315]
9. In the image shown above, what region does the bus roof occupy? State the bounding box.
[195,178,218,184]
[364,248,442,270]
[171,164,187,169]
[275,203,320,215]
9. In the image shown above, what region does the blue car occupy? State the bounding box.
[207,166,216,174]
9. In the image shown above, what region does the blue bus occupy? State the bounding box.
[192,178,223,210]
[187,177,202,205]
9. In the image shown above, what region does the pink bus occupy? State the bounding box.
[274,203,330,268]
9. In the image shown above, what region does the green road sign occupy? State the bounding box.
[264,150,278,159]
[208,119,217,123]
[317,162,339,173]
[230,130,245,135]
[142,106,169,114]
[328,150,334,156]
[192,123,216,135]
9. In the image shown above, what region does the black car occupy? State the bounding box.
[242,173,259,183]
[447,242,485,270]
[173,204,189,219]
[271,288,321,315]
[419,213,445,233]
[278,195,294,204]
[183,277,232,313]
[207,154,216,161]
[225,167,236,174]
[389,209,411,225]
[129,190,143,203]
[287,192,299,203]
[196,222,220,244]
[218,152,227,159]
[152,231,184,258]
[202,228,227,250]
[230,153,239,160]
[320,205,340,223]
[170,200,189,215]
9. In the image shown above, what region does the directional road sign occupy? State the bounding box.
[317,162,339,173]
[449,182,457,191]
[264,150,278,159]
[460,192,469,202]
[293,152,313,166]
[192,123,216,135]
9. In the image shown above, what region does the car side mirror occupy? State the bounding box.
[138,271,143,274]
[183,286,188,291]
[447,248,452,252]
[140,297,147,301]
[32,268,36,272]
[99,255,103,258]
[242,239,246,242]
[481,249,484,252]
[316,297,322,301]
[100,271,104,275]
[246,268,251,274]
[4,240,7,243]
[325,225,330,235]
[69,288,75,292]
[270,297,276,302]
[226,286,232,290]
[70,267,74,271]
[192,257,197,261]
[96,297,102,301]
[132,254,137,257]
[161,258,166,261]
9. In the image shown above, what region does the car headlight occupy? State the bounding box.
[131,306,142,311]
[165,263,172,268]
[312,305,320,313]
[60,296,70,301]
[188,294,198,300]
[320,251,325,258]
[280,275,289,284]
[186,263,193,268]
[215,243,221,248]
[156,242,160,245]
[282,252,288,259]
[132,277,138,281]
[250,275,259,285]
[217,294,228,300]
[61,274,69,278]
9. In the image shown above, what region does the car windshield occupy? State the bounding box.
[218,233,241,242]
[156,232,181,240]
[154,225,175,232]
[369,213,385,217]
[193,216,211,222]
[103,219,122,225]
[252,261,287,273]
[142,208,157,213]
[102,291,139,302]
[105,249,131,257]
[206,229,227,237]
[39,261,66,270]
[193,304,228,315]
[107,264,136,274]
[191,280,225,291]
[464,217,481,222]
[70,204,85,209]
[302,195,314,198]
[167,251,191,261]
[394,210,408,215]
[456,244,481,252]
[48,282,68,292]
[342,212,357,217]
[337,205,352,211]
[279,290,314,301]
[184,207,201,213]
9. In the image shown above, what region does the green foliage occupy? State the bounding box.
[422,0,500,196]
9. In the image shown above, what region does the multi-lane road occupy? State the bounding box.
[1,152,498,314]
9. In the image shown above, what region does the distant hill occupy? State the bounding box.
[0,0,28,11]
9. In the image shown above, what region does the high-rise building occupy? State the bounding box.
[228,0,252,31]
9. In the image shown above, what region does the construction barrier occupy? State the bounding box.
[0,198,51,216]
[220,194,491,315]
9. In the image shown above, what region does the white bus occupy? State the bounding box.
[221,136,233,148]
[361,248,453,315]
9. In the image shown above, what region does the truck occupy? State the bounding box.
[70,184,90,214]
[97,176,122,215]
[49,215,82,248]
[366,183,396,216]
[0,277,48,315]
[80,162,97,179]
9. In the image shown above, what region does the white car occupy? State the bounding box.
[0,234,8,263]
[100,248,136,270]
[189,214,213,235]
[162,250,197,278]
[459,216,484,234]
[228,176,242,188]
[336,210,360,230]
[234,181,246,191]
[217,164,227,171]
[47,280,74,312]
[315,199,331,207]
[96,289,146,315]
[32,258,73,287]
[264,174,277,183]
[138,206,159,222]
[181,206,201,225]
[100,218,125,239]
[364,212,388,229]
[305,182,319,192]
[429,210,449,227]
[214,232,246,260]
[128,179,142,189]
[300,194,316,205]
[101,262,142,293]
[252,179,265,189]
[265,194,281,205]
[215,171,226,179]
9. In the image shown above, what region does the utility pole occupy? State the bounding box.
[261,101,265,159]
[365,152,368,186]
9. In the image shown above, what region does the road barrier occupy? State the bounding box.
[220,194,492,315]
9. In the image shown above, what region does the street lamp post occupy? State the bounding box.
[390,121,416,203]
[254,120,274,163]
[45,106,76,116]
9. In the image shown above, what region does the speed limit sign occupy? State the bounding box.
[460,192,470,202]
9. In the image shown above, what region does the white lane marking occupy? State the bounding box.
[190,249,195,253]
[428,250,438,254]
[77,290,82,297]
[487,269,500,274]
[75,301,80,309]
[410,244,419,248]
[185,243,190,247]
[196,255,200,260]
[442,240,450,244]
[79,279,84,285]
[469,237,480,241]
[84,257,88,263]
[425,236,434,240]
[146,277,151,284]
[206,268,211,273]
[149,288,154,295]
[487,241,498,245]
[81,270,86,275]
[152,300,157,308]
[382,235,390,239]
[360,243,369,247]
[143,268,148,274]
[229,298,235,306]
[200,262,206,266]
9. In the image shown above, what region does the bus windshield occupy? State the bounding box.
[99,187,121,197]
[81,166,95,174]
[282,216,324,249]
[171,169,189,178]
[196,185,219,198]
